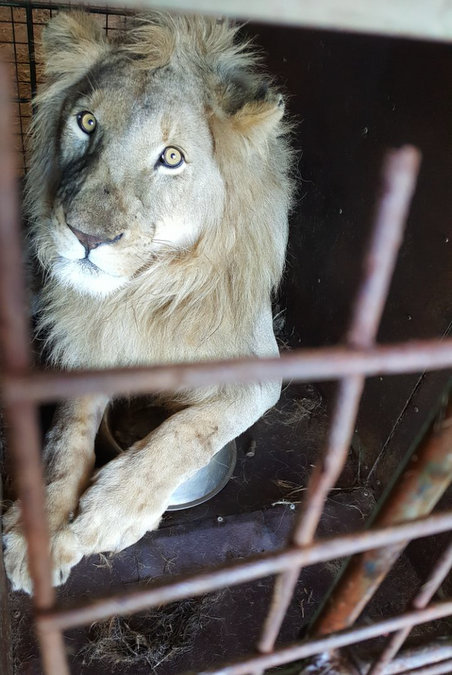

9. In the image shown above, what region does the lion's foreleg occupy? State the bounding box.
[43,395,109,528]
[65,382,280,562]
[3,394,108,592]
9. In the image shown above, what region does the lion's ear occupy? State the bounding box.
[210,89,285,155]
[230,93,285,142]
[42,12,109,79]
[214,61,286,144]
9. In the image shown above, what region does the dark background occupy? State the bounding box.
[252,22,452,488]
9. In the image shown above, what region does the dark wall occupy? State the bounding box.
[250,23,452,487]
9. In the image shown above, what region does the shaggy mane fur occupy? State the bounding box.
[27,11,294,371]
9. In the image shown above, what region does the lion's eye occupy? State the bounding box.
[76,111,97,135]
[160,146,184,169]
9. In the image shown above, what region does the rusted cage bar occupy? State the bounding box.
[0,6,452,675]
[313,394,452,636]
[4,339,452,404]
[403,661,452,675]
[197,601,452,675]
[35,511,452,631]
[368,538,452,674]
[258,146,421,654]
[378,643,452,675]
[0,62,69,675]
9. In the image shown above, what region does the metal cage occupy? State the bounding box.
[1,2,452,674]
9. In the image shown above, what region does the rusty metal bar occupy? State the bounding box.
[3,338,452,404]
[313,394,452,637]
[257,377,363,652]
[34,509,452,632]
[0,71,29,373]
[196,600,452,675]
[89,0,452,43]
[367,538,452,674]
[257,146,422,653]
[381,642,452,674]
[0,63,69,675]
[398,660,452,675]
[345,154,418,351]
[289,642,452,675]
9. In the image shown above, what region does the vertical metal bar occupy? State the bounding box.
[0,444,13,675]
[0,53,29,375]
[313,393,452,637]
[257,375,364,653]
[25,1,37,105]
[367,538,452,675]
[9,6,26,171]
[257,146,422,654]
[0,62,69,675]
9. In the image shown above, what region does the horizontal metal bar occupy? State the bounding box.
[36,510,452,632]
[382,642,452,675]
[2,339,452,404]
[70,0,452,43]
[398,660,452,675]
[198,601,452,675]
[2,0,452,44]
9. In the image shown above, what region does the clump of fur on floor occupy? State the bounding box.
[80,593,223,671]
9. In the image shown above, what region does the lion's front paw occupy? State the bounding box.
[3,528,33,594]
[3,504,33,593]
[3,521,83,594]
[66,455,168,558]
[50,528,84,588]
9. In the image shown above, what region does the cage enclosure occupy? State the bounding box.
[0,2,451,674]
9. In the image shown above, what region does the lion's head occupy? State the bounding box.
[28,12,293,367]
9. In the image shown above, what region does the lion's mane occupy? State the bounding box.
[27,13,294,373]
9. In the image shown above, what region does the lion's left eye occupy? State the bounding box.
[76,111,97,134]
[160,146,185,169]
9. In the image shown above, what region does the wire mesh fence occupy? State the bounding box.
[0,1,128,174]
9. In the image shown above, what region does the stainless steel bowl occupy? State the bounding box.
[165,440,236,510]
[98,400,236,511]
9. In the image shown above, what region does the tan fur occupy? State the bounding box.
[4,11,294,593]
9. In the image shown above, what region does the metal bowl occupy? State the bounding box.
[98,400,236,511]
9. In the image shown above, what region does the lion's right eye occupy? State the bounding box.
[160,146,185,169]
[76,111,97,135]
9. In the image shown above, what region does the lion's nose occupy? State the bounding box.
[67,224,123,253]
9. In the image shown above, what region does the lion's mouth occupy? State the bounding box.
[77,258,101,274]
[58,256,118,278]
[55,255,123,280]
[52,255,128,297]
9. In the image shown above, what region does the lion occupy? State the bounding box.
[3,11,293,593]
